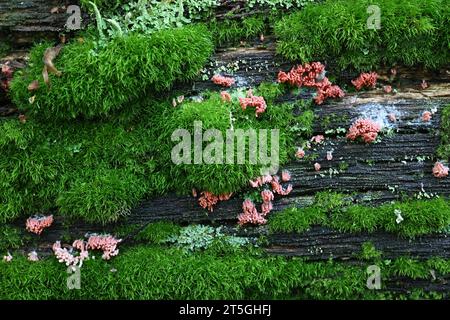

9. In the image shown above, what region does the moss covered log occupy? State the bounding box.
[10,25,213,119]
[275,0,450,72]
[2,244,450,300]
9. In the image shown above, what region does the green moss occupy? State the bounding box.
[359,242,382,261]
[80,0,126,12]
[0,226,24,252]
[269,206,327,233]
[136,221,181,244]
[0,41,10,57]
[338,161,349,172]
[2,245,450,299]
[275,0,449,71]
[426,257,450,275]
[389,257,429,279]
[208,15,267,47]
[269,194,450,238]
[154,91,295,194]
[0,98,170,224]
[330,198,450,237]
[254,82,283,103]
[314,191,350,212]
[0,87,301,223]
[437,104,450,159]
[10,25,213,120]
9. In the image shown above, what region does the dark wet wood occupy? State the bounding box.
[0,0,89,47]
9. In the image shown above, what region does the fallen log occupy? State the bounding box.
[0,0,89,47]
[266,226,450,260]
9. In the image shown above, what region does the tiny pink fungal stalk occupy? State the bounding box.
[432,161,449,178]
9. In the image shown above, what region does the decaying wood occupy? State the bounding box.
[1,7,450,295]
[11,91,450,259]
[0,0,89,47]
[266,227,450,260]
[186,44,450,94]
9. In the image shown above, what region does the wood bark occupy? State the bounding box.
[1,6,450,295]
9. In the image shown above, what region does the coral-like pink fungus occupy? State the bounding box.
[310,135,324,144]
[249,175,273,188]
[351,72,378,91]
[1,64,13,91]
[346,119,381,143]
[271,175,293,196]
[198,191,233,212]
[278,62,344,105]
[220,91,231,102]
[261,189,274,203]
[281,170,291,182]
[53,241,87,267]
[383,85,392,93]
[295,147,305,159]
[326,150,333,161]
[422,111,432,122]
[238,199,267,225]
[28,251,39,262]
[243,173,293,225]
[86,234,122,260]
[261,189,274,215]
[53,234,121,267]
[212,74,235,87]
[432,162,449,178]
[421,80,429,90]
[239,94,267,117]
[26,215,54,235]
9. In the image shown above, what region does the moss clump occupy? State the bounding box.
[0,100,168,224]
[10,25,213,120]
[2,245,450,300]
[208,15,266,47]
[136,221,181,244]
[0,226,24,252]
[437,104,450,159]
[269,206,327,233]
[389,257,429,279]
[0,86,308,223]
[330,198,450,237]
[269,193,450,238]
[275,0,449,72]
[359,242,382,261]
[154,91,298,194]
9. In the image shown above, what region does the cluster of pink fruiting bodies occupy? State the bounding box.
[346,118,381,143]
[239,170,292,226]
[351,72,378,90]
[211,74,235,87]
[239,91,267,117]
[197,190,233,212]
[433,162,449,178]
[25,215,54,235]
[53,234,121,267]
[278,62,344,104]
